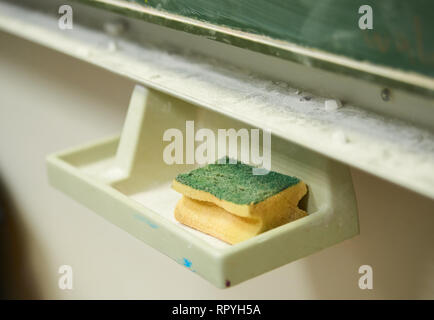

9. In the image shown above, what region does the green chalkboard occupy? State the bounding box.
[132,0,433,77]
[77,0,434,95]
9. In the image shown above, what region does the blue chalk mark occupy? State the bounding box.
[182,258,192,268]
[133,213,158,229]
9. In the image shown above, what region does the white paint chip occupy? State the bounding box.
[103,21,126,37]
[325,99,343,111]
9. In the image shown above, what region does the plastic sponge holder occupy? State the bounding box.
[47,85,359,288]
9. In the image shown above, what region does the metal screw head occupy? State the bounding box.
[381,88,391,101]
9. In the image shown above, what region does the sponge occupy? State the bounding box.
[172,159,308,244]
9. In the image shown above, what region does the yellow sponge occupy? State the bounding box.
[172,159,308,244]
[175,196,307,244]
[172,179,307,218]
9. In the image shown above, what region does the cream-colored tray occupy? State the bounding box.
[46,85,359,288]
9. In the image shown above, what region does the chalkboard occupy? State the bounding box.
[78,0,434,95]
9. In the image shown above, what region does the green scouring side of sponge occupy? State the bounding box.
[174,157,300,205]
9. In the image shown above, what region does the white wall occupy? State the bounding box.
[1,31,433,299]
